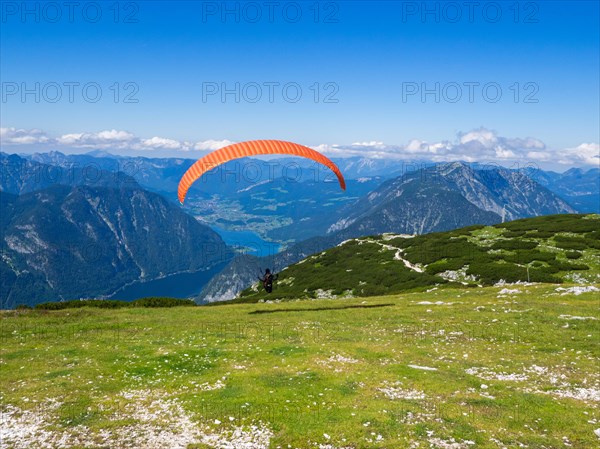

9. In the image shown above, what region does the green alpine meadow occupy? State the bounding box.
[238,214,600,302]
[2,214,599,448]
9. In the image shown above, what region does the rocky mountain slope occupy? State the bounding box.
[0,159,229,308]
[530,167,600,213]
[327,162,575,235]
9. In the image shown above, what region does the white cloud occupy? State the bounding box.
[459,128,498,147]
[312,128,597,168]
[139,136,184,150]
[95,129,135,141]
[310,142,395,159]
[405,139,425,153]
[350,141,386,148]
[194,139,235,151]
[505,137,545,150]
[1,126,598,168]
[56,133,84,145]
[57,130,136,147]
[311,143,337,153]
[526,151,552,162]
[405,140,452,155]
[1,127,50,145]
[495,148,516,159]
[557,143,600,166]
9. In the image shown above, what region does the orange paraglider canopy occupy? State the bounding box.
[177,139,346,203]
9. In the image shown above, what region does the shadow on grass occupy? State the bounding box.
[249,303,395,315]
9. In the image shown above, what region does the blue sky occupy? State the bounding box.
[1,1,599,168]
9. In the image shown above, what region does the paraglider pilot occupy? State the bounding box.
[258,268,278,293]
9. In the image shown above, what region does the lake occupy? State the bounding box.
[211,226,281,258]
[108,227,280,302]
[108,262,229,301]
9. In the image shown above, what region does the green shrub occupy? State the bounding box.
[466,261,561,284]
[565,251,582,259]
[555,235,585,242]
[554,240,588,251]
[36,300,117,310]
[502,249,555,264]
[449,225,485,236]
[132,297,196,308]
[403,238,480,265]
[528,268,563,283]
[467,262,528,284]
[15,304,32,310]
[492,240,538,250]
[425,258,466,274]
[525,230,555,239]
[502,230,527,238]
[497,214,593,233]
[35,297,196,310]
[548,259,589,271]
[586,230,600,240]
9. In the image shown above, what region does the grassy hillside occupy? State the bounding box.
[238,214,600,302]
[1,284,598,448]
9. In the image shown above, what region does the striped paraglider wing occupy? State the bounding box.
[177,140,346,203]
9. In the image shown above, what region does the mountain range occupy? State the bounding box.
[0,154,230,308]
[0,150,596,307]
[12,151,596,243]
[327,162,575,235]
[529,167,599,213]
